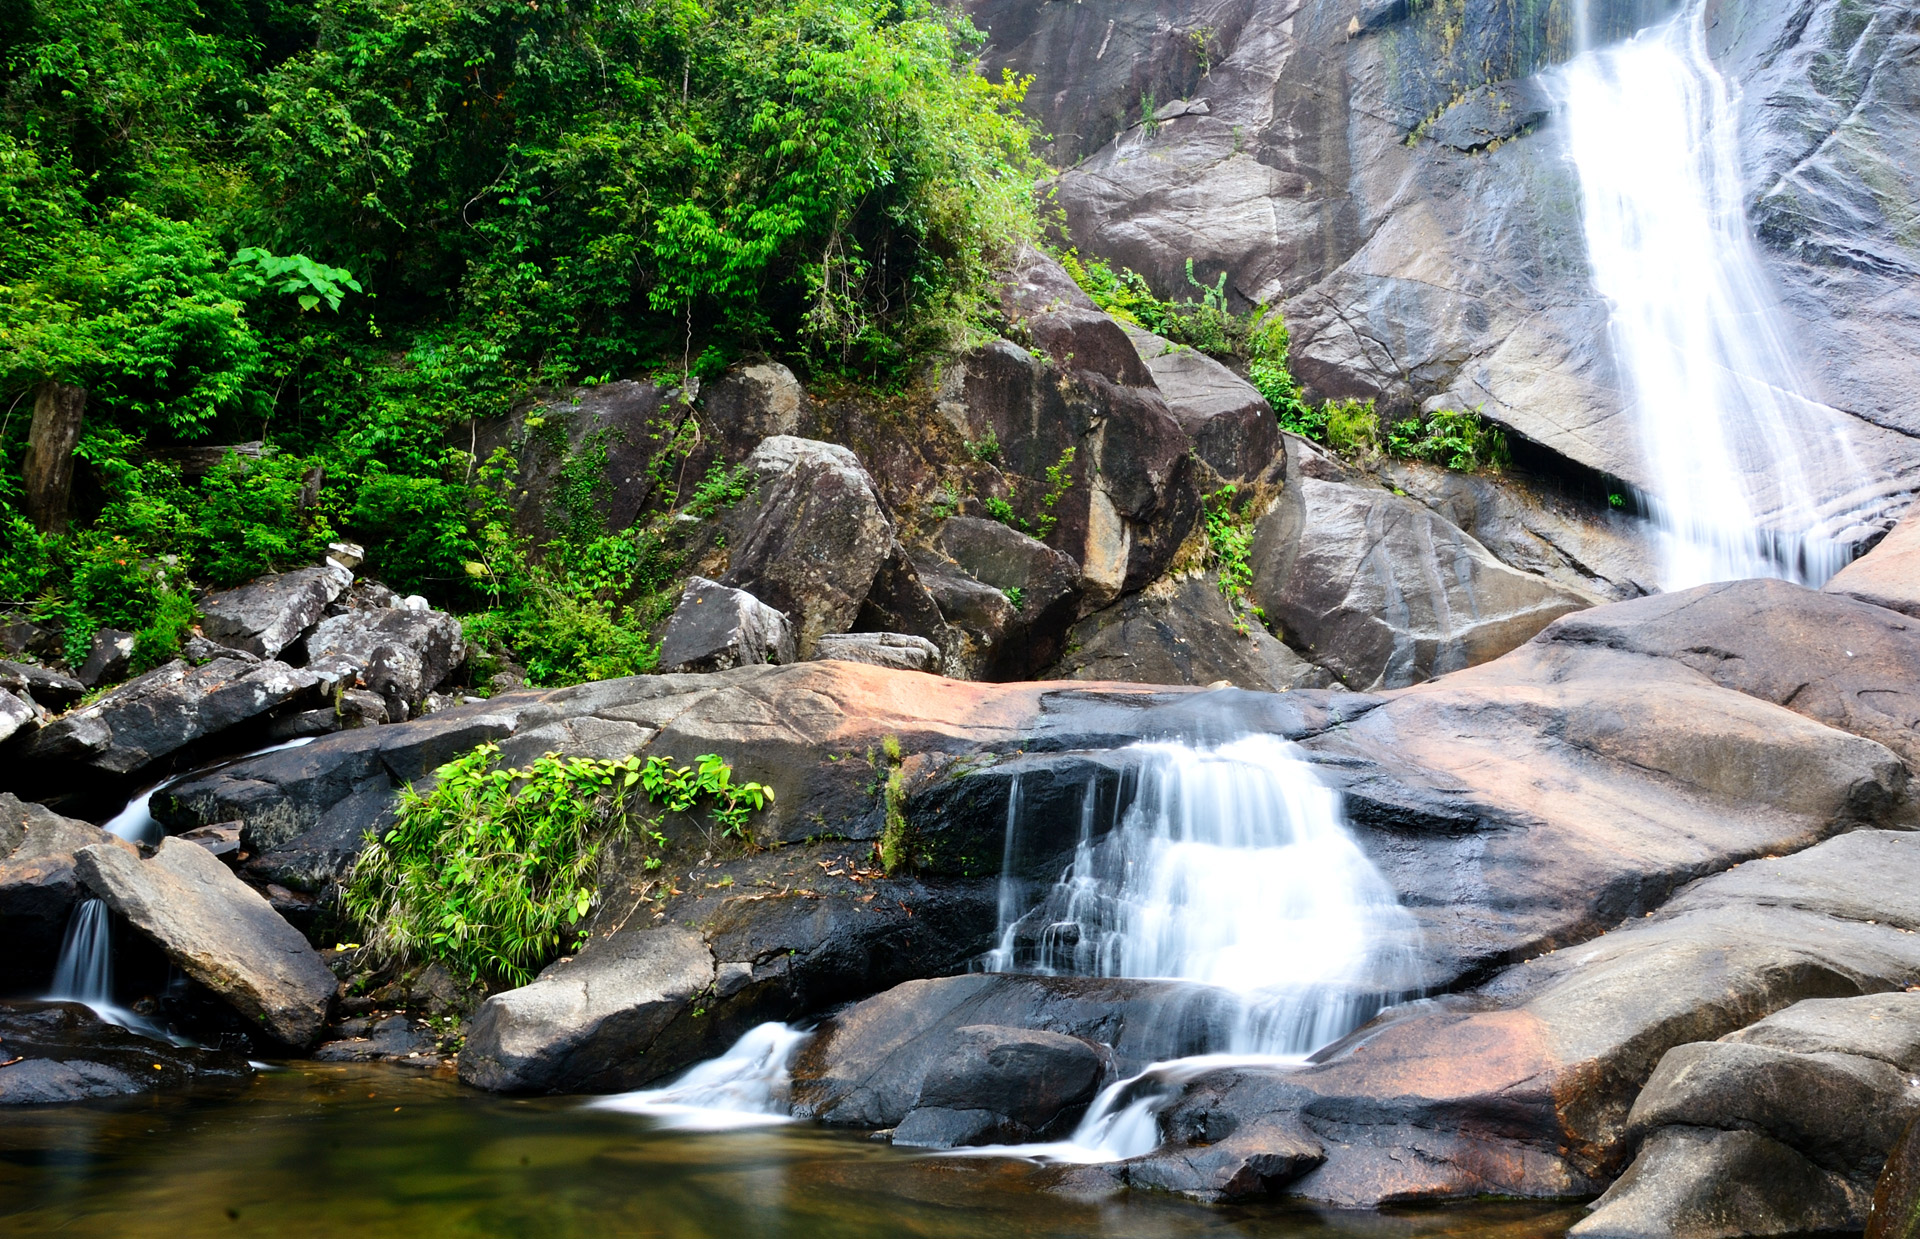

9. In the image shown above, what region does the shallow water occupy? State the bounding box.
[0,1062,1584,1239]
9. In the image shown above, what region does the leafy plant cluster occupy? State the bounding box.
[1204,485,1263,636]
[344,741,771,986]
[1,0,1045,686]
[1312,400,1511,472]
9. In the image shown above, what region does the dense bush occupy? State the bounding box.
[0,0,1042,685]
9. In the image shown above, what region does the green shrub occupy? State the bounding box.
[1324,398,1381,456]
[190,451,335,587]
[344,742,772,986]
[1385,407,1511,472]
[1205,486,1262,634]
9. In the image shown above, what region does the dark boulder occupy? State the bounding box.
[199,562,353,659]
[722,437,894,658]
[655,577,796,673]
[0,795,137,993]
[892,1024,1107,1147]
[76,628,135,688]
[1121,324,1282,483]
[0,1001,251,1105]
[924,516,1081,679]
[0,659,84,710]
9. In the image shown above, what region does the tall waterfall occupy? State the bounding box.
[989,735,1422,1057]
[1554,1,1867,588]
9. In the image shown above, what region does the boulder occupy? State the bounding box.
[926,516,1082,678]
[198,562,353,659]
[911,552,1020,680]
[1123,325,1282,482]
[0,1001,251,1105]
[0,659,84,710]
[76,628,135,688]
[1828,505,1920,618]
[810,632,942,675]
[1047,571,1332,691]
[303,606,465,715]
[1251,439,1594,688]
[0,686,37,745]
[892,1024,1107,1147]
[1576,993,1920,1238]
[181,634,259,665]
[74,837,338,1046]
[656,577,796,673]
[1874,1120,1920,1239]
[852,545,961,667]
[313,1013,441,1064]
[13,657,322,789]
[722,437,895,658]
[0,795,136,993]
[698,362,807,457]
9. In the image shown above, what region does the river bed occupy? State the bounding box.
[0,1062,1583,1239]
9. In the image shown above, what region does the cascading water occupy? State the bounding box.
[1553,0,1870,588]
[990,735,1422,1057]
[591,1022,809,1129]
[49,897,114,1004]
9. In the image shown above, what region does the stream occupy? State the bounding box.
[0,1061,1585,1239]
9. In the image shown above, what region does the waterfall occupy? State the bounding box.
[1553,1,1869,588]
[989,735,1422,1057]
[50,897,115,1004]
[590,1022,809,1129]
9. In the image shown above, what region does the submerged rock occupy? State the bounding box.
[74,837,338,1047]
[0,1001,251,1105]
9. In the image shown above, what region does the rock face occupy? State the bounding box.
[1122,324,1281,483]
[722,437,895,658]
[1828,503,1920,619]
[199,562,353,659]
[655,577,797,673]
[970,0,1920,535]
[1577,994,1920,1239]
[1252,439,1594,689]
[0,795,136,993]
[74,837,338,1046]
[0,1001,251,1105]
[1049,572,1330,692]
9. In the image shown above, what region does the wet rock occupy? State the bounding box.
[77,628,135,687]
[0,795,136,993]
[459,926,716,1093]
[892,1024,1106,1146]
[199,562,353,659]
[0,659,84,710]
[0,1001,251,1105]
[1828,505,1920,619]
[791,973,1240,1128]
[303,606,464,714]
[15,657,322,786]
[74,837,338,1047]
[313,1014,438,1064]
[811,632,941,675]
[656,577,796,673]
[1122,325,1281,482]
[1424,81,1549,151]
[722,437,894,658]
[1252,440,1594,689]
[1047,571,1332,692]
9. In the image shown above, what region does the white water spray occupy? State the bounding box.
[1553,1,1869,587]
[590,1022,809,1129]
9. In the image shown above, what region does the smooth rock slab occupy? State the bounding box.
[200,562,353,659]
[1828,504,1920,619]
[74,837,337,1046]
[0,1001,252,1105]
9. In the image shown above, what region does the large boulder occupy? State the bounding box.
[302,605,465,719]
[654,577,796,673]
[922,516,1082,679]
[0,659,84,711]
[74,837,338,1046]
[0,795,136,993]
[1122,324,1282,483]
[810,632,942,674]
[12,657,323,793]
[1575,993,1920,1238]
[0,1001,251,1105]
[1047,571,1331,692]
[722,437,895,658]
[1251,440,1595,689]
[698,362,807,458]
[198,562,353,659]
[1827,503,1920,619]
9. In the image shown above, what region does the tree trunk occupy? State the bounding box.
[22,381,85,534]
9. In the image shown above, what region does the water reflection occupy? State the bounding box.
[0,1063,1582,1238]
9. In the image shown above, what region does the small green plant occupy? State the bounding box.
[1324,398,1381,456]
[344,742,772,986]
[1140,89,1159,136]
[984,495,1021,527]
[684,461,756,520]
[1609,492,1626,509]
[875,733,915,873]
[229,248,364,313]
[965,432,1001,463]
[1003,586,1026,611]
[1205,486,1262,634]
[1382,406,1510,472]
[982,445,1076,539]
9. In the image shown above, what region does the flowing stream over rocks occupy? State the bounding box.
[1554,1,1872,587]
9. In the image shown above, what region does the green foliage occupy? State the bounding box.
[191,451,335,586]
[980,445,1074,539]
[344,742,771,986]
[229,248,362,314]
[1204,485,1262,635]
[965,432,1001,463]
[1003,586,1025,612]
[983,494,1020,528]
[131,588,196,673]
[874,733,914,873]
[1384,407,1510,471]
[1324,398,1381,456]
[683,461,756,521]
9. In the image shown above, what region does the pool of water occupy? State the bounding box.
[0,1062,1584,1239]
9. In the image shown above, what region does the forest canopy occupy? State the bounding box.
[0,0,1041,680]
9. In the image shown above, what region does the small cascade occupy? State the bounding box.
[49,897,115,1004]
[989,735,1423,1057]
[101,734,319,846]
[591,1022,809,1129]
[1553,1,1873,588]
